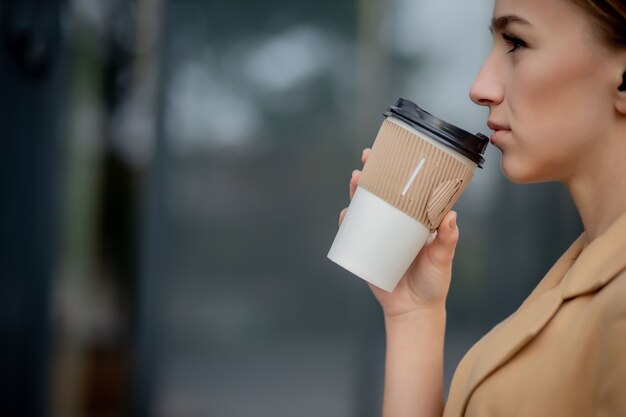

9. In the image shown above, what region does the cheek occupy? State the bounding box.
[499,33,615,182]
[509,47,609,119]
[507,50,610,157]
[510,57,574,120]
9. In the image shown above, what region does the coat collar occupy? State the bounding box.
[562,211,626,299]
[455,211,626,416]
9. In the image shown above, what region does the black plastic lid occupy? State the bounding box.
[384,98,489,168]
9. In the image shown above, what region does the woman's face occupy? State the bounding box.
[470,0,624,183]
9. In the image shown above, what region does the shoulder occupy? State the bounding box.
[591,267,626,320]
[595,267,626,342]
[567,268,626,344]
[593,272,626,414]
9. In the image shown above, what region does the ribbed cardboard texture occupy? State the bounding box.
[359,119,476,231]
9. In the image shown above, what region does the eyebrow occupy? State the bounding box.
[489,15,531,33]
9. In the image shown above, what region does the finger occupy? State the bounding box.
[349,170,360,200]
[427,211,459,266]
[361,148,371,165]
[338,207,348,227]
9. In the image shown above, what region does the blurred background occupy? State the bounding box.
[0,0,582,416]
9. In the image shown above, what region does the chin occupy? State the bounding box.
[501,158,547,184]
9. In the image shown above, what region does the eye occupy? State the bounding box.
[502,33,527,53]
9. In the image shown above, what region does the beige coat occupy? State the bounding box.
[444,211,626,417]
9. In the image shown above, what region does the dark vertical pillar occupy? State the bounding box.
[133,0,170,415]
[0,0,65,416]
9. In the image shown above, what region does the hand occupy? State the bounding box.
[338,149,459,319]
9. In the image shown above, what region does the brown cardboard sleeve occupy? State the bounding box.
[358,119,476,231]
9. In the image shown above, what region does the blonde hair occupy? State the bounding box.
[570,0,626,47]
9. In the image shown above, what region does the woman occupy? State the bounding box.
[341,0,626,415]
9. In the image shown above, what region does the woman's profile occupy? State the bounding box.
[340,0,626,415]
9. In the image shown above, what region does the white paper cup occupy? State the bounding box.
[327,186,431,292]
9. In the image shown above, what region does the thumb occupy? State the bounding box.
[426,211,459,267]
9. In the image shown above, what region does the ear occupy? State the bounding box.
[616,71,626,115]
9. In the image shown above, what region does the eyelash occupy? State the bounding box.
[502,33,527,53]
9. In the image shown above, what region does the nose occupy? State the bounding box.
[470,51,503,107]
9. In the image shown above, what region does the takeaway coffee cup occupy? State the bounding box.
[327,98,489,292]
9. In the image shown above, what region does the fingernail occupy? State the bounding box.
[352,170,359,177]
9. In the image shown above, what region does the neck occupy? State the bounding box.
[566,130,626,243]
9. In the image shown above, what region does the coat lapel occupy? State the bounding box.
[456,211,626,415]
[456,237,583,414]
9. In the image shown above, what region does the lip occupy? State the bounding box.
[487,120,511,145]
[490,129,510,145]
